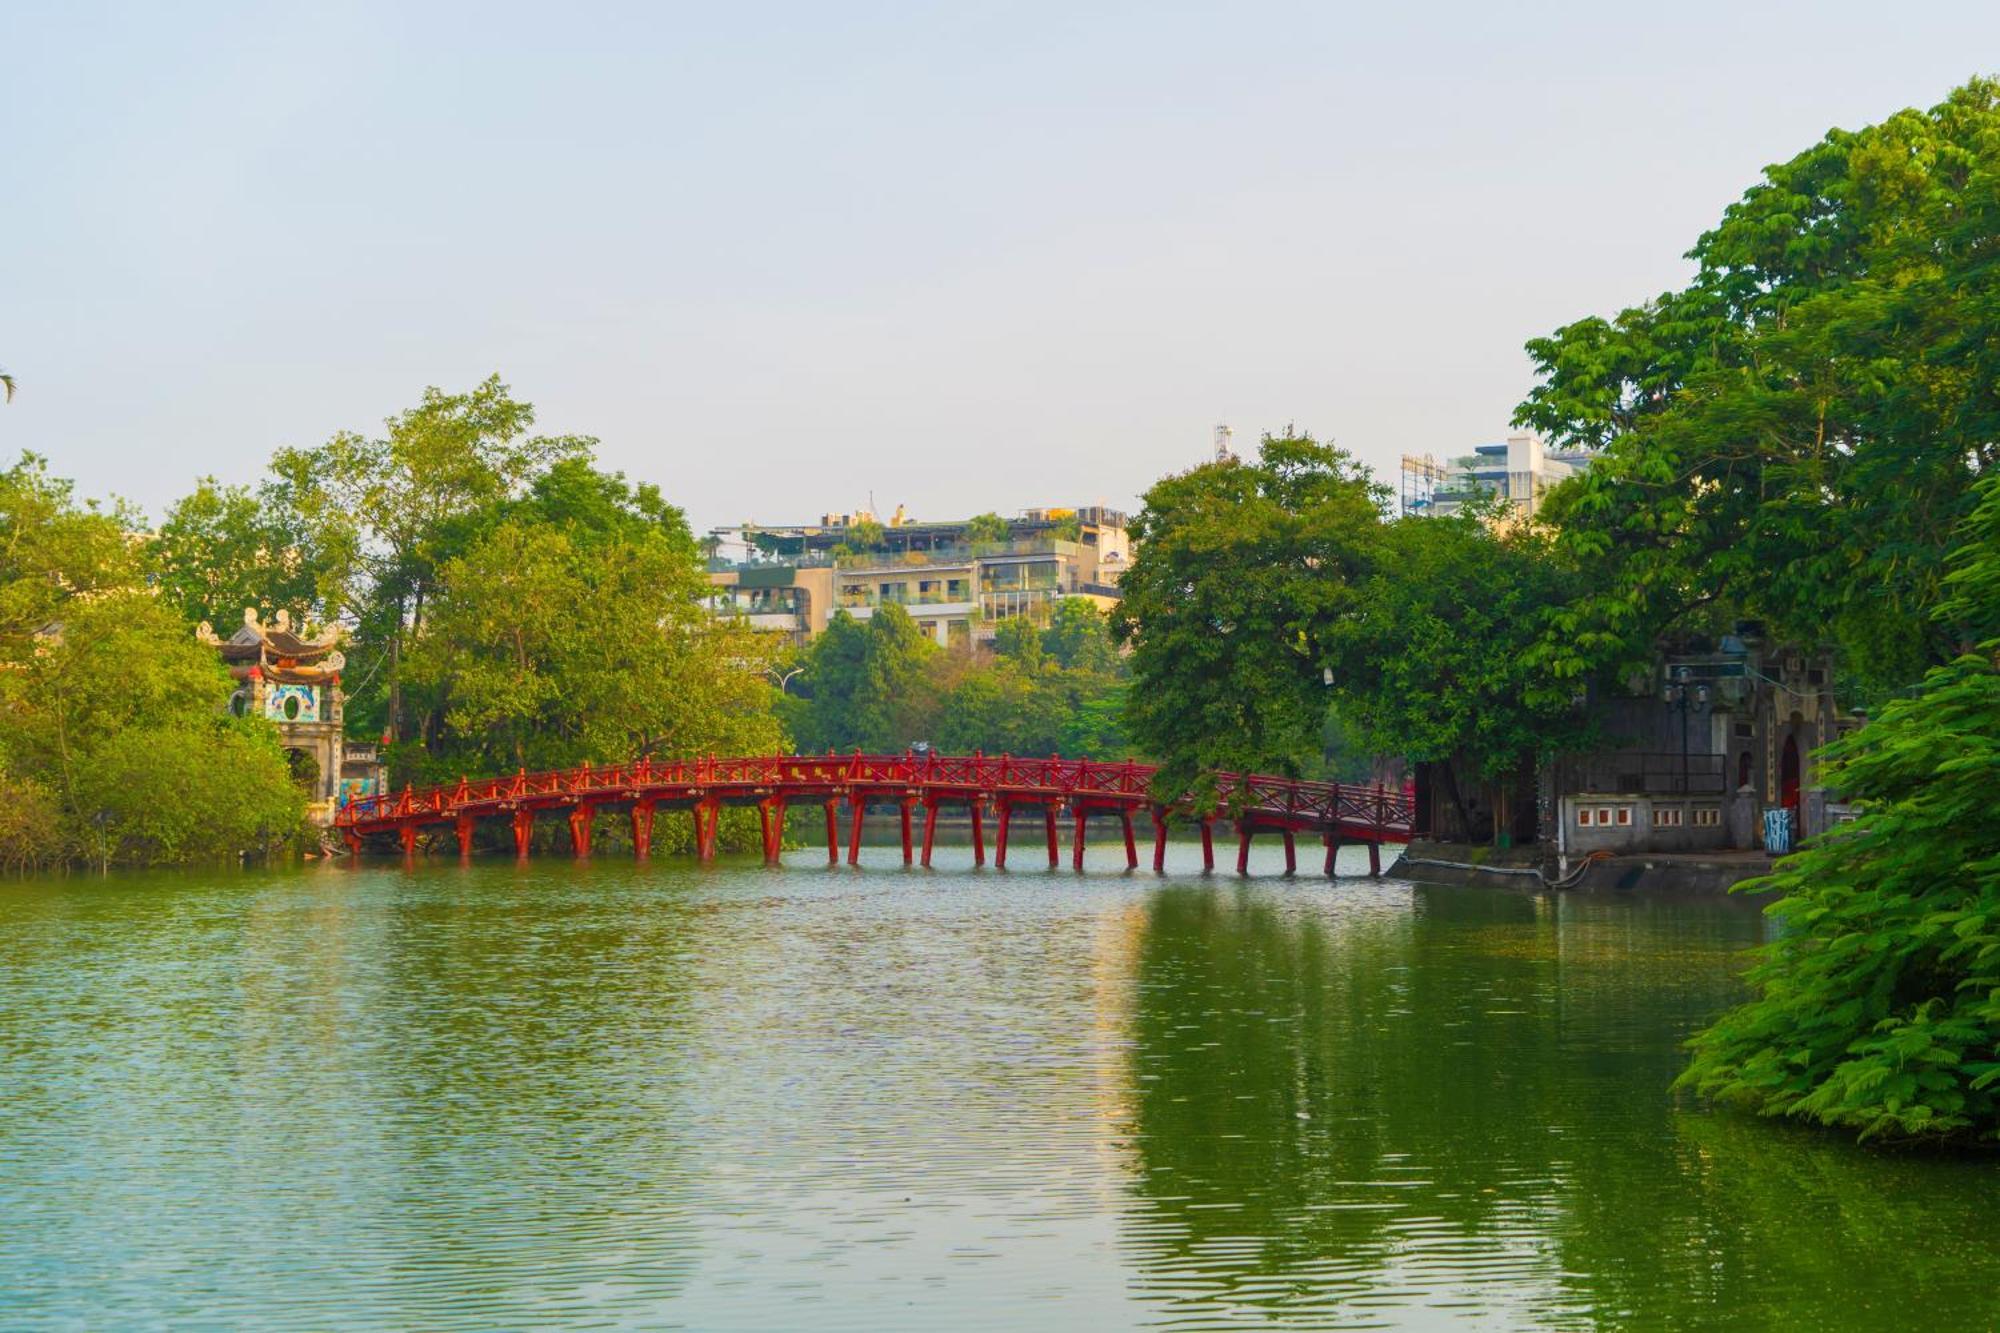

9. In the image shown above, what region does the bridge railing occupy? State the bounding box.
[335,752,1413,834]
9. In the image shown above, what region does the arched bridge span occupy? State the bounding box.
[334,753,1415,875]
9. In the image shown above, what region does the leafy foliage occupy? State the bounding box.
[1518,79,2000,700]
[404,511,779,778]
[1326,511,1588,780]
[0,586,303,866]
[151,477,325,629]
[789,605,940,752]
[1679,474,2000,1142]
[1111,433,1387,799]
[964,512,1010,546]
[788,598,1134,760]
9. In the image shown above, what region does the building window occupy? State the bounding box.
[1655,806,1683,828]
[1615,807,1632,826]
[1692,807,1721,827]
[1577,807,1592,827]
[1595,807,1613,826]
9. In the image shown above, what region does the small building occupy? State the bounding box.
[1544,629,1858,861]
[200,609,384,824]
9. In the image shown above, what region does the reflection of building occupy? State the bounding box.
[707,506,1131,648]
[200,609,385,824]
[1411,432,1592,520]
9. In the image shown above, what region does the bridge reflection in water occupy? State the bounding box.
[335,752,1415,874]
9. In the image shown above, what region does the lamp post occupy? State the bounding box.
[767,665,803,695]
[1662,666,1711,795]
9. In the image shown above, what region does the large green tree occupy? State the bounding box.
[150,477,326,629]
[790,604,940,753]
[1325,510,1587,838]
[270,375,592,741]
[1111,433,1386,799]
[1518,79,2000,700]
[405,512,779,778]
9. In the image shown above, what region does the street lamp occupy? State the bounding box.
[768,665,804,695]
[1662,665,1711,795]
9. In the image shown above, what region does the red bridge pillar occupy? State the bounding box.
[1282,830,1297,876]
[1200,818,1214,873]
[1044,806,1059,868]
[631,800,656,860]
[1368,841,1382,876]
[1120,810,1138,870]
[455,813,476,858]
[847,797,866,865]
[824,800,840,864]
[921,797,940,868]
[1324,834,1342,877]
[969,799,986,867]
[1072,807,1087,871]
[994,800,1013,869]
[1236,823,1252,875]
[759,797,786,865]
[512,808,534,858]
[399,824,419,858]
[694,797,720,863]
[568,804,595,858]
[1150,808,1168,874]
[899,798,914,865]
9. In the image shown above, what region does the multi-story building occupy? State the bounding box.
[706,506,1130,648]
[1409,432,1593,520]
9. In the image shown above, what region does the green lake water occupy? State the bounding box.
[1,842,1994,1330]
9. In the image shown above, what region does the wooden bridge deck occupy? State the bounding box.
[334,752,1416,875]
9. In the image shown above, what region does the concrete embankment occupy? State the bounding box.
[1391,840,1778,896]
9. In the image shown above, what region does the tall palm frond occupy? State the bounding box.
[0,370,13,403]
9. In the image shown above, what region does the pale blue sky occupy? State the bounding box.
[3,2,1995,530]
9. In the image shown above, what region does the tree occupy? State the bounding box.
[1040,597,1118,673]
[1518,80,2000,701]
[1,369,14,403]
[932,663,1065,757]
[1,453,143,647]
[990,615,1044,671]
[1324,511,1587,839]
[402,466,777,778]
[965,512,1010,547]
[1679,471,2000,1143]
[151,477,325,629]
[0,589,303,865]
[846,517,886,551]
[270,375,593,741]
[792,605,938,752]
[1112,432,1386,800]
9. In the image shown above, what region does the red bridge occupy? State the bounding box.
[334,752,1415,875]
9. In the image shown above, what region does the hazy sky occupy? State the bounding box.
[4,3,1996,532]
